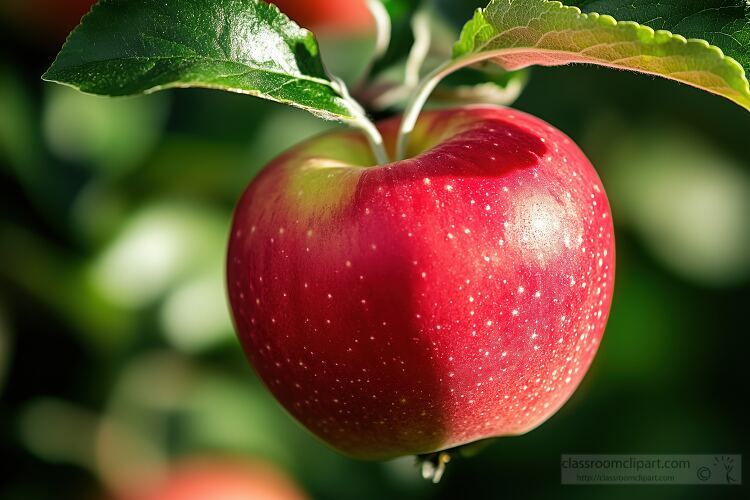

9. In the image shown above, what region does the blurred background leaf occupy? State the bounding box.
[43,87,169,176]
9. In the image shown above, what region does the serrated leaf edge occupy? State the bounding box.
[453,0,750,111]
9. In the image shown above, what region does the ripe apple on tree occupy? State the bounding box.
[43,0,750,482]
[227,105,614,460]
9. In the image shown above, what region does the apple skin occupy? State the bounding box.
[227,106,615,459]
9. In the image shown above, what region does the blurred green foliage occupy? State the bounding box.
[0,2,748,499]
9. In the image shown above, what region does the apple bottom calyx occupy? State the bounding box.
[419,451,452,483]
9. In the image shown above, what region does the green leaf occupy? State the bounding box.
[42,0,355,121]
[569,0,750,70]
[452,0,750,111]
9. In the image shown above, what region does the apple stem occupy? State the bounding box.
[353,0,392,90]
[396,60,455,160]
[419,451,452,483]
[352,108,390,165]
[359,8,431,112]
[367,0,392,62]
[398,50,506,160]
[334,77,391,165]
[404,9,432,89]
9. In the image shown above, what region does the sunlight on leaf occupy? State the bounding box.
[453,0,750,111]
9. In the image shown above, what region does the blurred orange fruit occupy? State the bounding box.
[120,457,307,500]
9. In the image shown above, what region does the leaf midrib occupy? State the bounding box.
[46,54,336,89]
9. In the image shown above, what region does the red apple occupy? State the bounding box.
[268,0,373,34]
[119,457,307,500]
[227,106,615,459]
